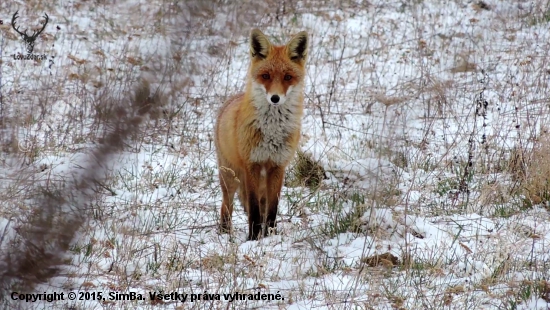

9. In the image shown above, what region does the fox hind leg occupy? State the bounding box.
[244,164,264,240]
[219,166,239,234]
[265,166,284,237]
[237,184,248,214]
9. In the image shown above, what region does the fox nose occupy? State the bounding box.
[270,95,280,104]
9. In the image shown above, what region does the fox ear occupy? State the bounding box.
[250,29,271,59]
[287,31,308,62]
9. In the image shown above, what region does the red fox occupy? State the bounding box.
[215,29,308,240]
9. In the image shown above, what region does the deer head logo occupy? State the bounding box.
[11,11,49,54]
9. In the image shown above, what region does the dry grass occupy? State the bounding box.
[0,79,166,296]
[287,150,327,190]
[521,132,550,208]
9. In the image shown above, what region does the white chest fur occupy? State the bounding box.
[249,96,302,165]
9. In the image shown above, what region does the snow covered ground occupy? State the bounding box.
[1,0,550,309]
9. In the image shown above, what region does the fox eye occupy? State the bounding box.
[261,74,270,80]
[284,74,292,81]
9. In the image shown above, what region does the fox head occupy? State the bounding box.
[248,29,308,107]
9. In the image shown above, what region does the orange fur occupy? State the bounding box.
[215,29,309,240]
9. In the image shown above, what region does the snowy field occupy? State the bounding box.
[1,0,550,309]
